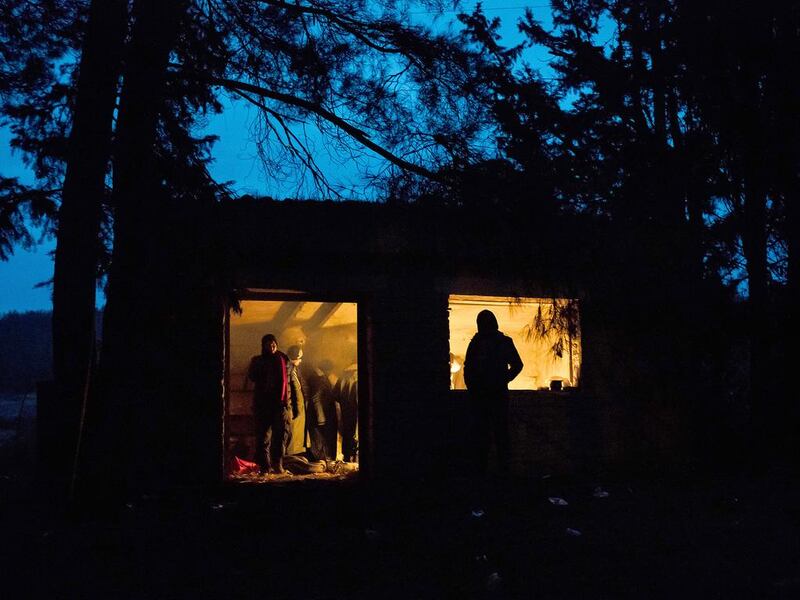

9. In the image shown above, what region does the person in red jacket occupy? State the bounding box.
[247,334,291,474]
[464,310,524,476]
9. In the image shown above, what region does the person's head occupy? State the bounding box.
[287,344,303,366]
[318,358,334,374]
[476,309,499,333]
[261,334,278,354]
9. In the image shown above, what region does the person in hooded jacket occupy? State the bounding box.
[305,359,338,461]
[247,334,292,474]
[464,309,524,476]
[285,345,307,456]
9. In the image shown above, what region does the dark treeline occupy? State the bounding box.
[0,310,103,393]
[1,0,798,499]
[397,0,798,464]
[0,311,52,393]
[1,0,490,499]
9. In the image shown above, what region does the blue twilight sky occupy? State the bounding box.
[0,2,556,314]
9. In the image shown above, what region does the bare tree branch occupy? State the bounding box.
[184,71,441,180]
[230,87,344,197]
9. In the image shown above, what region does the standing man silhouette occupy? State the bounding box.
[285,345,307,456]
[464,309,524,476]
[247,334,291,474]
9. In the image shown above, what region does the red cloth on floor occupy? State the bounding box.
[232,456,259,474]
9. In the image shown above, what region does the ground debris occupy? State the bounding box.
[229,461,359,484]
[566,527,582,537]
[486,571,503,592]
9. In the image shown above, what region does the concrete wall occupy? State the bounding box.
[211,199,693,483]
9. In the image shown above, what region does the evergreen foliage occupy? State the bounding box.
[1,0,798,480]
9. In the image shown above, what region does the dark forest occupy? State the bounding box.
[1,1,799,598]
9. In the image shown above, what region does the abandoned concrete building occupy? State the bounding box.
[40,197,696,491]
[214,197,688,485]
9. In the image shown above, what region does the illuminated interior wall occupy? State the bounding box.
[227,299,358,467]
[448,295,581,391]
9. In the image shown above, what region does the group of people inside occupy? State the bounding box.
[246,334,358,475]
[247,308,522,478]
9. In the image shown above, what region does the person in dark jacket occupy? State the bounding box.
[247,334,292,474]
[334,364,358,462]
[464,309,523,476]
[285,345,307,456]
[305,359,337,461]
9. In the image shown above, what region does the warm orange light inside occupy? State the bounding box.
[448,295,581,391]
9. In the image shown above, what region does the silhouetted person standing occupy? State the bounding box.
[464,310,523,476]
[285,345,307,456]
[306,359,337,461]
[334,363,358,462]
[247,334,291,474]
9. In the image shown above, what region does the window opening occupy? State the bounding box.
[448,295,581,391]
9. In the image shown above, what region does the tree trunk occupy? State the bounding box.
[789,202,799,329]
[782,178,800,462]
[51,0,126,495]
[772,5,800,461]
[79,0,188,503]
[741,165,771,461]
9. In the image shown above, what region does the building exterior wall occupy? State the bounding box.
[208,198,693,483]
[39,197,700,495]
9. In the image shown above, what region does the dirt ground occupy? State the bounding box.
[2,459,799,600]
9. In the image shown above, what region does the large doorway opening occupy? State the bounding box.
[225,297,359,482]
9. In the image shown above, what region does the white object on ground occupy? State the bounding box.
[565,527,582,537]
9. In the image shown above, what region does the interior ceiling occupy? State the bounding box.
[235,300,356,327]
[449,295,553,306]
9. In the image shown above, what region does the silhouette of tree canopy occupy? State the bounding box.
[4,0,799,487]
[0,0,83,257]
[0,0,494,498]
[452,0,799,457]
[674,1,800,447]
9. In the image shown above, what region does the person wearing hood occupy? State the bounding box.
[464,309,523,476]
[247,334,292,474]
[305,358,338,461]
[285,345,307,457]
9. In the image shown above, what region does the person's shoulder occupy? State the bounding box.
[502,333,519,345]
[486,330,510,343]
[248,355,262,375]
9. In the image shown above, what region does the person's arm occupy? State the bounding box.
[463,341,475,389]
[243,357,255,391]
[310,376,326,425]
[506,339,524,383]
[289,369,304,419]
